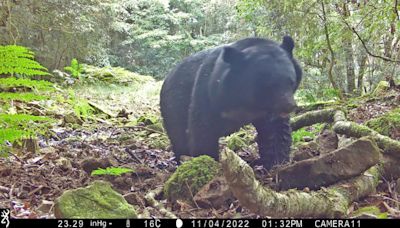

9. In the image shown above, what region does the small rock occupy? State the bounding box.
[54,180,137,218]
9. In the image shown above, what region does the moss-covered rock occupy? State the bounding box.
[82,65,154,85]
[164,155,221,202]
[366,108,400,137]
[372,81,390,96]
[54,180,137,218]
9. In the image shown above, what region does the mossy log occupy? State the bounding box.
[276,137,380,190]
[333,111,400,158]
[290,109,335,131]
[220,148,380,217]
[290,109,400,158]
[222,108,400,217]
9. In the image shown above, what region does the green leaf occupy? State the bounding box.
[0,45,49,76]
[91,167,135,176]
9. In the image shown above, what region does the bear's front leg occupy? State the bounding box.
[253,117,292,169]
[188,121,220,160]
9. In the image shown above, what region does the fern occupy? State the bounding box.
[0,45,50,76]
[0,129,31,143]
[64,58,83,78]
[0,92,48,101]
[0,45,56,155]
[0,78,54,91]
[0,113,53,126]
[0,114,54,135]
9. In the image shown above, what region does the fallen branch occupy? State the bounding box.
[276,137,380,190]
[221,148,379,217]
[290,109,335,131]
[333,110,400,158]
[222,107,400,217]
[290,109,400,158]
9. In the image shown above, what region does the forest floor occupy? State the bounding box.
[1,81,400,219]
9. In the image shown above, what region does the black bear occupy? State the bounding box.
[160,36,302,169]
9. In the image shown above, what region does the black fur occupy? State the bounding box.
[160,36,302,169]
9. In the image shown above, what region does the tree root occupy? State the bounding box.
[290,109,400,158]
[220,148,380,217]
[290,109,335,131]
[222,108,400,217]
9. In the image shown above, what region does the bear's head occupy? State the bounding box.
[210,36,302,121]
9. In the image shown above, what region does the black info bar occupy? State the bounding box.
[3,218,400,228]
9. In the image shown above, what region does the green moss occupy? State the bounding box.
[372,81,390,96]
[366,108,400,136]
[224,126,255,151]
[292,123,324,144]
[54,181,137,218]
[350,206,388,218]
[0,92,48,101]
[82,65,154,85]
[164,155,220,202]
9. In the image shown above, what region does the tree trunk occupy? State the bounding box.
[321,0,344,100]
[342,3,356,94]
[357,54,368,94]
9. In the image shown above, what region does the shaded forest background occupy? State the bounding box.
[1,0,399,98]
[1,0,400,219]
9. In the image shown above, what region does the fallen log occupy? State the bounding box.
[290,109,335,131]
[276,137,380,190]
[290,109,400,158]
[333,111,400,158]
[220,148,380,217]
[222,108,400,217]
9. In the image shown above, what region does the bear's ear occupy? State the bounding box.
[220,46,244,65]
[280,35,295,57]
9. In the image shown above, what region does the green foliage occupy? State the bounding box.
[0,45,49,76]
[296,88,340,105]
[366,108,400,137]
[0,113,54,137]
[0,45,56,154]
[135,114,160,126]
[0,114,54,153]
[109,0,239,78]
[0,129,31,145]
[0,77,54,91]
[225,128,254,151]
[292,124,324,144]
[91,167,134,176]
[350,206,388,219]
[0,92,48,102]
[67,90,95,120]
[64,58,83,79]
[164,155,220,202]
[81,65,154,85]
[0,113,53,126]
